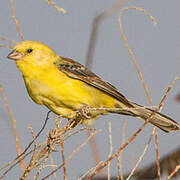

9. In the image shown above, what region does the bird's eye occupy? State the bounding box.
[27,48,33,53]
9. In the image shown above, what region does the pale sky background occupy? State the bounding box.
[0,0,180,179]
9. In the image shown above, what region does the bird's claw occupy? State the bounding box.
[78,105,91,119]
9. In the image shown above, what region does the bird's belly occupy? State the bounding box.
[23,76,75,117]
[23,70,116,119]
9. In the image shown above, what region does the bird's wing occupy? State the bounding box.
[54,56,132,107]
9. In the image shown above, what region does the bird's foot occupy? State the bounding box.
[67,105,91,128]
[78,105,91,119]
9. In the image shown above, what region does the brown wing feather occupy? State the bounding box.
[54,56,133,107]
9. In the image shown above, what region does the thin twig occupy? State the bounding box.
[159,77,179,109]
[166,164,180,180]
[87,128,104,176]
[50,114,58,180]
[126,128,155,180]
[119,7,157,105]
[9,0,24,41]
[49,153,57,180]
[78,161,104,180]
[53,113,59,128]
[155,128,161,180]
[46,0,66,14]
[21,125,39,179]
[118,120,127,180]
[0,85,25,173]
[0,37,17,44]
[60,142,67,180]
[28,125,38,167]
[108,122,113,180]
[64,127,96,141]
[33,152,50,180]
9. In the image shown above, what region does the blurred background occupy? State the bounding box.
[0,0,180,179]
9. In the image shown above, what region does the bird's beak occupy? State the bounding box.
[7,50,24,61]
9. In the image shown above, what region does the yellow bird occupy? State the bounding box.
[7,40,180,132]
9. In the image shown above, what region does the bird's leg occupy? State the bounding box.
[68,105,91,128]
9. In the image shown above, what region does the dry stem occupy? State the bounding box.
[155,128,161,180]
[9,0,24,41]
[166,164,180,180]
[108,122,113,180]
[46,0,66,14]
[0,37,17,44]
[119,6,157,105]
[0,85,25,173]
[60,142,67,180]
[118,120,127,180]
[49,153,57,180]
[126,128,155,180]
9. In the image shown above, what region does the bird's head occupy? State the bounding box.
[7,41,57,68]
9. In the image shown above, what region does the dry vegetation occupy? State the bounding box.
[0,0,179,179]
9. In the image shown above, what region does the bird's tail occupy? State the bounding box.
[110,102,180,133]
